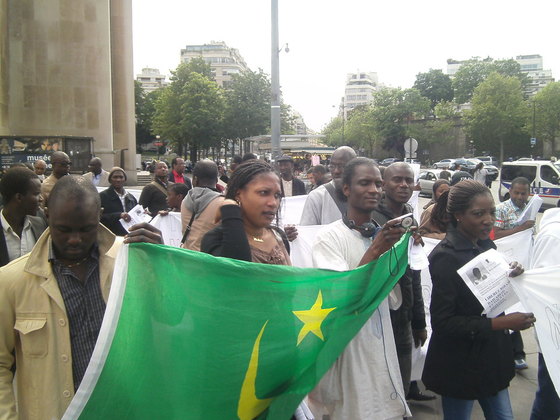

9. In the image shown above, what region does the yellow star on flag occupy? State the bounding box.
[293,290,336,346]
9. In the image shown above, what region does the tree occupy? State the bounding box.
[531,82,560,156]
[322,115,345,147]
[152,59,225,161]
[370,87,431,156]
[413,69,454,109]
[407,101,459,146]
[464,73,528,163]
[224,69,270,140]
[452,57,529,104]
[135,82,162,152]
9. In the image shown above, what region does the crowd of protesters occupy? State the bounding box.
[0,148,557,420]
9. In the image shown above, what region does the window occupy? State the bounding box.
[501,165,536,182]
[540,165,559,184]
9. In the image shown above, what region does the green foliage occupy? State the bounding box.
[407,102,459,145]
[531,82,560,155]
[322,115,345,147]
[413,69,454,109]
[371,88,431,155]
[453,57,529,104]
[135,81,164,151]
[464,73,529,162]
[224,69,271,140]
[153,60,225,159]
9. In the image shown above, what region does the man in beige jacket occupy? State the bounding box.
[0,176,162,420]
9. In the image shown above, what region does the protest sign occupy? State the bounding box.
[119,204,151,231]
[511,265,560,394]
[457,249,519,318]
[150,212,182,247]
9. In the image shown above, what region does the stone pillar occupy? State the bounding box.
[0,0,8,130]
[109,0,137,185]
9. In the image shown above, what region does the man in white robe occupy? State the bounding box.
[309,157,410,420]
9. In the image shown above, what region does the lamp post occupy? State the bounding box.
[271,0,281,161]
[155,135,161,161]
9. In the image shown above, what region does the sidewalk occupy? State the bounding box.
[410,329,538,419]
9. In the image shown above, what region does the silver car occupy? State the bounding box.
[418,169,452,197]
[432,159,455,169]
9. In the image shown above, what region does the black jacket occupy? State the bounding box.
[168,172,193,190]
[99,187,138,236]
[371,198,426,338]
[201,205,289,261]
[139,180,169,217]
[0,214,48,267]
[422,226,514,399]
[280,177,307,197]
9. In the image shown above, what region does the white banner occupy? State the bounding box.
[279,195,308,227]
[150,212,182,247]
[511,266,560,394]
[290,225,324,268]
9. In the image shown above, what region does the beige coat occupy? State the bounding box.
[40,174,59,207]
[181,195,224,252]
[82,170,110,187]
[0,225,121,420]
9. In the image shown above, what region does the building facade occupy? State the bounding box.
[516,54,555,96]
[180,41,248,88]
[136,68,168,93]
[0,0,136,181]
[343,72,379,119]
[446,55,554,97]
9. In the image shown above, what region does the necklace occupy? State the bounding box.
[63,256,89,268]
[252,236,264,243]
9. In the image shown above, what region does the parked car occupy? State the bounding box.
[454,158,499,181]
[418,169,452,197]
[476,156,499,167]
[432,159,455,169]
[380,157,400,165]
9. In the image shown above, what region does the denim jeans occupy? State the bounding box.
[441,388,514,420]
[530,353,560,420]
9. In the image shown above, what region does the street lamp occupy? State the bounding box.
[155,135,161,160]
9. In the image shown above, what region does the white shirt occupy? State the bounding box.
[116,189,127,211]
[92,172,102,186]
[473,168,488,184]
[282,178,293,197]
[308,220,410,420]
[1,209,36,262]
[300,181,342,226]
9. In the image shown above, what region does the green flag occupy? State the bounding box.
[63,233,411,420]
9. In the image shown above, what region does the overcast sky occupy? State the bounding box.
[132,0,559,132]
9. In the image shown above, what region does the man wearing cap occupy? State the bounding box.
[277,155,306,197]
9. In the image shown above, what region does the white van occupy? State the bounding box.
[499,160,560,208]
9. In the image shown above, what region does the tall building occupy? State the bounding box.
[446,55,554,96]
[0,0,137,181]
[136,68,168,93]
[180,41,248,88]
[516,54,555,96]
[343,72,379,119]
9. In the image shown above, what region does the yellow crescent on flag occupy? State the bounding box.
[237,321,273,420]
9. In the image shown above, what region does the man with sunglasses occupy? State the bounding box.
[41,151,71,207]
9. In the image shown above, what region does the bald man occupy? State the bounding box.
[83,157,110,187]
[33,159,47,182]
[41,151,71,207]
[300,146,357,225]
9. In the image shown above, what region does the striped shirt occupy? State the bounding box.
[49,243,105,390]
[494,199,523,230]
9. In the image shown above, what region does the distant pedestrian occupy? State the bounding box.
[83,157,110,187]
[473,162,488,185]
[277,155,306,197]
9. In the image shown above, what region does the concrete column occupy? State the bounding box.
[109,0,137,184]
[0,0,8,130]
